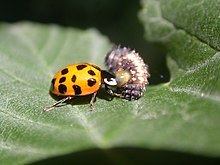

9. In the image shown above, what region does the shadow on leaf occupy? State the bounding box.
[31,147,220,165]
[47,87,114,110]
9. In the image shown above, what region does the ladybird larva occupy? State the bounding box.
[105,45,150,100]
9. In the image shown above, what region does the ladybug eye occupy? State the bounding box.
[104,78,117,86]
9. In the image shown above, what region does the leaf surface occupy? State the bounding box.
[1,4,220,162]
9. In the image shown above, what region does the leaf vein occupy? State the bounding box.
[68,105,107,148]
[155,1,218,51]
[170,87,220,103]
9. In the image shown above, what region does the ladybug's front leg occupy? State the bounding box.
[105,85,122,97]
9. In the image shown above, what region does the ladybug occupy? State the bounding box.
[105,45,150,100]
[43,63,117,112]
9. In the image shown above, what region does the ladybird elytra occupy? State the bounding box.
[51,63,102,96]
[44,63,117,112]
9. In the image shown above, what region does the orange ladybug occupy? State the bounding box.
[44,63,117,112]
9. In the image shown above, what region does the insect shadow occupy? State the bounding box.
[48,86,114,109]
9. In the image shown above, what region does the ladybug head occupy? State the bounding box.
[101,70,117,86]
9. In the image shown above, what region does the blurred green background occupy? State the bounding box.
[0,0,169,85]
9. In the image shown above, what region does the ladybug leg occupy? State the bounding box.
[43,96,73,112]
[105,85,122,97]
[89,92,97,111]
[105,84,114,95]
[113,93,122,97]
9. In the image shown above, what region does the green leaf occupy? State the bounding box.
[0,22,112,164]
[1,3,220,162]
[139,0,220,156]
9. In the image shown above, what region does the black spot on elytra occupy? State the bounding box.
[51,78,56,86]
[61,68,68,75]
[88,70,96,76]
[59,77,66,83]
[73,85,82,95]
[72,75,76,82]
[91,65,101,71]
[76,64,87,70]
[58,84,67,94]
[88,78,96,87]
[51,78,56,90]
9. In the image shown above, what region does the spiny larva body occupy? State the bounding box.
[105,46,150,100]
